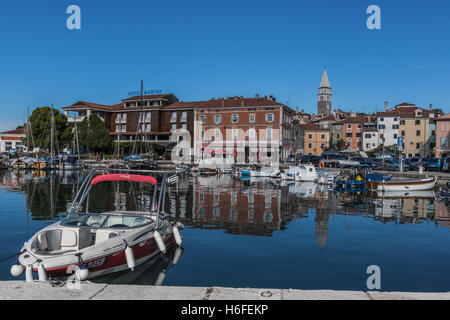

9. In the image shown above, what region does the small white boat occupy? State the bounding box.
[374,176,437,192]
[250,166,280,178]
[281,166,301,180]
[294,165,317,182]
[316,170,339,185]
[10,169,184,281]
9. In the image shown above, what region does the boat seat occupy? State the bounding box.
[60,230,77,251]
[95,230,120,245]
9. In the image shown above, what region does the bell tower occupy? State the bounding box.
[317,68,332,115]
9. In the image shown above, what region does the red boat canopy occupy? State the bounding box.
[90,174,157,186]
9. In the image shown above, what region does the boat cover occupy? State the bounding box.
[91,174,157,186]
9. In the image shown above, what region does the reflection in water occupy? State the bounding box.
[0,170,449,290]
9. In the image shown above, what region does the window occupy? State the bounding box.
[415,120,421,125]
[249,114,255,122]
[215,129,221,139]
[200,129,205,139]
[266,113,274,122]
[401,130,405,136]
[356,133,361,137]
[214,115,222,124]
[378,125,385,129]
[441,137,449,148]
[416,143,421,149]
[346,133,352,138]
[171,123,177,131]
[416,130,421,136]
[308,143,312,148]
[199,115,206,123]
[400,120,405,125]
[394,117,398,121]
[231,114,239,123]
[365,134,371,139]
[392,124,399,129]
[347,124,352,129]
[181,111,187,121]
[266,128,272,140]
[232,129,238,139]
[249,128,256,139]
[171,112,177,121]
[431,130,436,136]
[393,134,397,139]
[379,118,384,122]
[182,123,187,130]
[321,134,325,139]
[308,134,312,139]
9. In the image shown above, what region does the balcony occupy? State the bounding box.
[67,115,86,123]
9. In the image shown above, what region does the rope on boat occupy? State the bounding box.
[0,252,21,263]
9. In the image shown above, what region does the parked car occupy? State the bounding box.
[385,158,410,171]
[300,155,324,165]
[350,157,375,167]
[425,158,443,171]
[406,158,422,171]
[322,154,359,168]
[443,157,450,172]
[370,158,384,170]
[286,155,296,163]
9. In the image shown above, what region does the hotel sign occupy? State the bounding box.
[128,90,162,96]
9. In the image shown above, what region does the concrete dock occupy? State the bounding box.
[0,281,448,300]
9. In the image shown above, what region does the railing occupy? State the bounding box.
[67,116,86,122]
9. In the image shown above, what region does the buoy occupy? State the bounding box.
[124,245,136,270]
[319,162,325,169]
[153,230,166,253]
[172,226,182,246]
[25,265,33,282]
[154,269,166,286]
[173,247,182,265]
[37,263,47,281]
[10,264,24,277]
[75,265,89,281]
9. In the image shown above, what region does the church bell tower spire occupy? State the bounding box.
[317,68,332,115]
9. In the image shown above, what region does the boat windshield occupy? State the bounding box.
[62,212,152,229]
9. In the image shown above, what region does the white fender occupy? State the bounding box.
[173,247,182,265]
[154,269,166,286]
[125,245,136,270]
[172,226,182,246]
[37,263,47,281]
[153,230,166,253]
[25,265,33,282]
[75,266,89,281]
[10,264,24,277]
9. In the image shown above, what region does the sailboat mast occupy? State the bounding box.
[50,104,55,157]
[27,107,30,153]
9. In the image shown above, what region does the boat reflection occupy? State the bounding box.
[91,246,184,285]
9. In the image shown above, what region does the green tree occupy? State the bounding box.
[29,106,72,152]
[78,115,113,152]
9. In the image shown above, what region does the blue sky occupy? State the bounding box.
[0,0,449,131]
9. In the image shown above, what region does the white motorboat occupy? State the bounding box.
[281,166,301,180]
[10,168,184,281]
[316,169,340,185]
[294,165,317,182]
[245,166,280,178]
[373,176,437,192]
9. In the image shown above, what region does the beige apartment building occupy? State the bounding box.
[396,104,430,157]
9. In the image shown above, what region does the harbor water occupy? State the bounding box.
[0,170,449,292]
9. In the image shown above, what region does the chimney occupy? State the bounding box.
[222,99,225,108]
[241,99,244,107]
[429,103,433,110]
[255,94,260,98]
[384,101,388,111]
[296,107,299,112]
[264,95,268,99]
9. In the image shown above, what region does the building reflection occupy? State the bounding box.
[1,170,449,239]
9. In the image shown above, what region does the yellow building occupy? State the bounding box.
[395,103,430,158]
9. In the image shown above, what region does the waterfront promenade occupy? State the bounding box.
[0,281,448,300]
